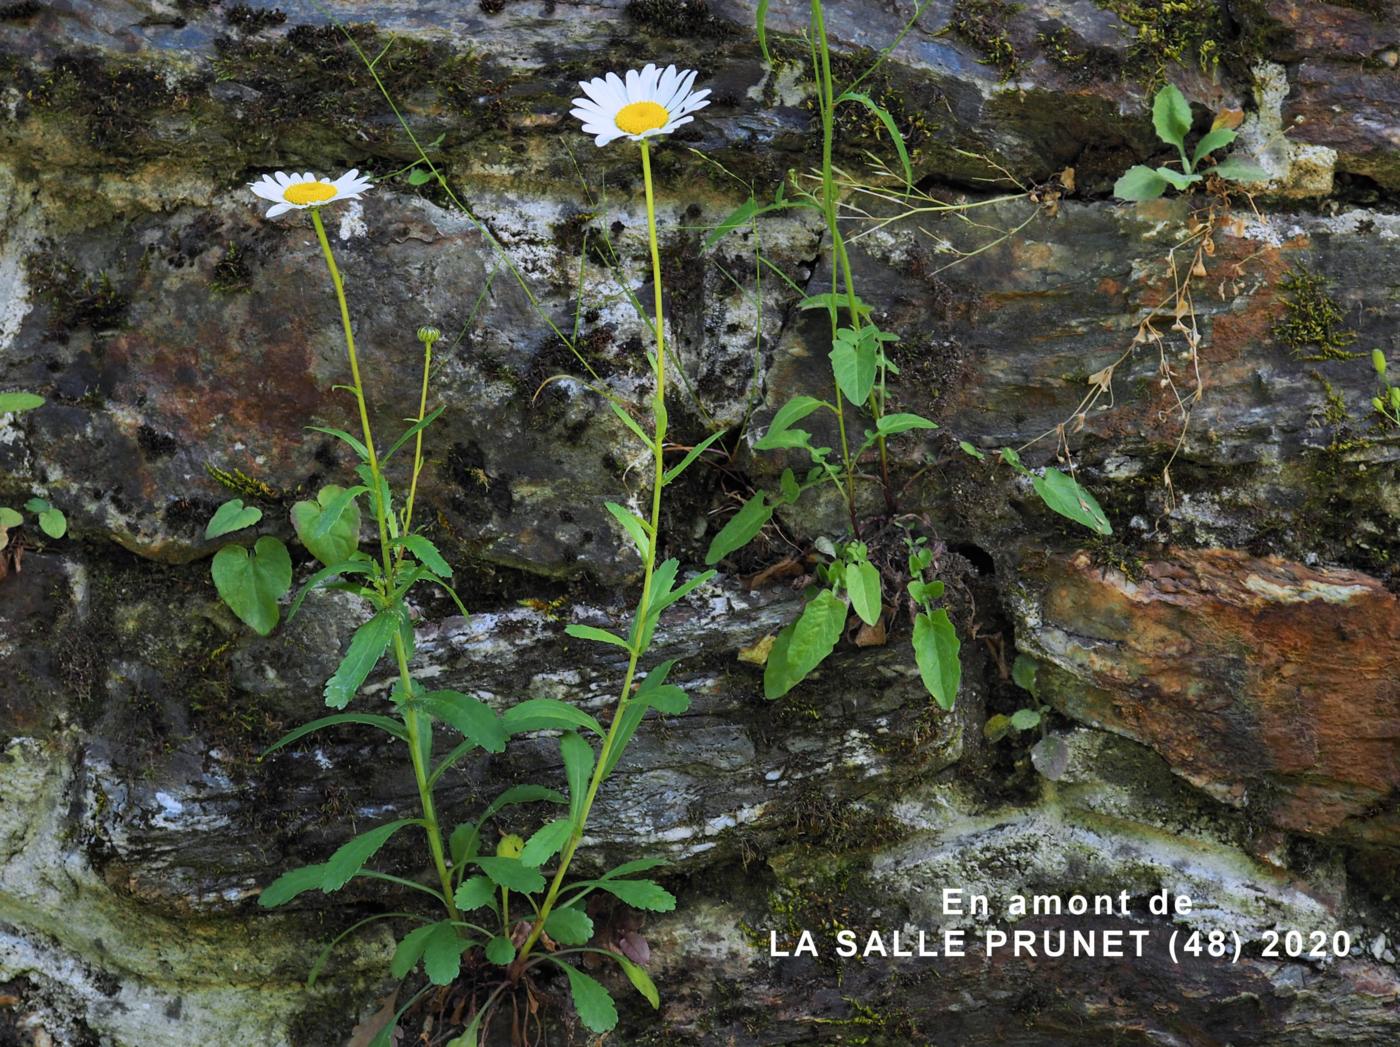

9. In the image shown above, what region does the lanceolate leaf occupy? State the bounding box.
[287,557,375,621]
[383,404,446,461]
[415,689,507,753]
[763,590,848,700]
[0,392,45,414]
[394,534,451,578]
[603,501,651,558]
[259,712,407,758]
[1152,82,1192,152]
[212,536,292,636]
[564,623,631,650]
[1030,467,1112,535]
[559,731,595,824]
[615,954,660,1009]
[586,877,676,912]
[912,608,961,711]
[323,607,401,709]
[501,699,604,737]
[846,560,882,628]
[704,195,759,248]
[600,858,670,880]
[258,863,327,908]
[705,492,772,565]
[321,818,418,891]
[837,90,915,186]
[663,429,728,484]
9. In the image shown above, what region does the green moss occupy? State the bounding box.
[210,24,514,156]
[205,463,287,503]
[811,995,923,1045]
[945,0,1023,82]
[209,242,253,295]
[805,46,934,173]
[624,0,733,38]
[1274,267,1359,361]
[26,254,130,335]
[1308,369,1351,424]
[20,50,180,150]
[1097,0,1229,81]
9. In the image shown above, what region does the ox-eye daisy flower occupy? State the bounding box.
[571,63,710,147]
[248,169,372,218]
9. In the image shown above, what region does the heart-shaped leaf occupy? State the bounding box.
[291,484,363,567]
[205,498,263,540]
[829,328,876,405]
[212,537,292,636]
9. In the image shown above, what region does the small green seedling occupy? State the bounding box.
[1115,84,1269,201]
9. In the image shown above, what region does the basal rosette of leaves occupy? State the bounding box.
[1114,83,1270,201]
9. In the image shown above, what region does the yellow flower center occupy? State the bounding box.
[283,181,337,205]
[615,101,670,136]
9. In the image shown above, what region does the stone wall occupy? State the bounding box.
[1,1,1398,1044]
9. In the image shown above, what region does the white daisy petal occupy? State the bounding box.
[569,63,709,148]
[266,202,294,217]
[656,65,680,108]
[666,70,699,111]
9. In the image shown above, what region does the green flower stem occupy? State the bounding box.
[310,208,459,921]
[402,332,435,536]
[515,138,670,964]
[812,0,860,533]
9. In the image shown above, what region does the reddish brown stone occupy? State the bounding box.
[1024,548,1400,848]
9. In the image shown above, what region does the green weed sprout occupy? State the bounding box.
[1115,84,1269,201]
[1373,349,1400,427]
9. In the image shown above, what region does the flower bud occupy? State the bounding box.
[417,325,441,345]
[1373,348,1387,378]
